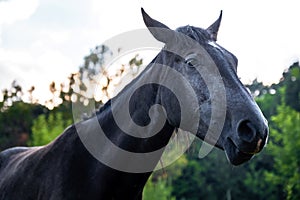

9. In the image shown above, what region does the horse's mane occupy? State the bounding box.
[97,99,111,114]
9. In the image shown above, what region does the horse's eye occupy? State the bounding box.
[185,58,198,67]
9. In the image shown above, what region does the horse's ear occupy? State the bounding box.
[206,10,223,41]
[141,8,174,44]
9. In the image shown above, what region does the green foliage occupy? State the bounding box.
[143,176,175,200]
[29,112,72,146]
[242,151,281,200]
[0,101,45,150]
[172,158,209,200]
[284,62,300,111]
[248,62,300,114]
[171,144,239,200]
[163,154,188,181]
[265,104,300,199]
[256,93,279,119]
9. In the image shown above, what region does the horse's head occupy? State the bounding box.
[141,8,269,165]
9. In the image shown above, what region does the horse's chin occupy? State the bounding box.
[223,138,254,166]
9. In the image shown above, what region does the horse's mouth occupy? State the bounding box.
[224,138,254,166]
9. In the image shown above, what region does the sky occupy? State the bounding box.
[0,0,299,102]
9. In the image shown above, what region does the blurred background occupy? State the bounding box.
[0,0,299,199]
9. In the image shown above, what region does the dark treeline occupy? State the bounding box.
[0,46,299,199]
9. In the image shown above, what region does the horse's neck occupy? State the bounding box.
[92,67,176,162]
[98,59,176,149]
[55,65,176,197]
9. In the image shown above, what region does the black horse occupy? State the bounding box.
[0,9,268,200]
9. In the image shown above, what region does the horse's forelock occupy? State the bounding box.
[175,26,211,44]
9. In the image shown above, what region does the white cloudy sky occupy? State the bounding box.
[0,0,299,101]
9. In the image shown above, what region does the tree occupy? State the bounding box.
[0,101,45,150]
[246,78,269,98]
[143,176,175,200]
[265,104,300,200]
[29,112,72,146]
[284,62,300,111]
[242,150,280,200]
[246,62,300,117]
[171,144,243,200]
[1,80,24,110]
[45,45,143,110]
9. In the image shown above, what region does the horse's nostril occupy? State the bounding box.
[237,120,256,143]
